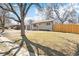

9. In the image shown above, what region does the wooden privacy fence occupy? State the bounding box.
[53,24,79,34]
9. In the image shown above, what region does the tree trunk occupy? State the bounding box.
[1,14,5,33]
[1,25,5,33]
[20,19,25,36]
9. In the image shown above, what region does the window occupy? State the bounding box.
[46,22,50,25]
[33,24,37,27]
[39,23,41,25]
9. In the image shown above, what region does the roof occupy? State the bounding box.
[32,20,53,24]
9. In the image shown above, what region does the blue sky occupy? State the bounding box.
[10,4,40,21]
[27,5,38,17]
[25,3,45,20]
[10,3,79,21]
[11,3,79,24]
[11,4,40,24]
[26,3,79,19]
[26,3,45,17]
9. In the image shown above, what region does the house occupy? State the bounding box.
[10,25,21,30]
[28,20,54,31]
[26,19,79,31]
[10,24,26,30]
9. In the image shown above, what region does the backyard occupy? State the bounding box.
[0,3,79,56]
[0,29,78,56]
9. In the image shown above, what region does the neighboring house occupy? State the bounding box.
[10,25,21,30]
[10,24,26,30]
[28,20,54,31]
[26,24,31,30]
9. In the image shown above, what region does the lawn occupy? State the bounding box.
[3,30,79,55]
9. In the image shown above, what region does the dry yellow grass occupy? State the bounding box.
[26,31,79,55]
[3,30,79,55]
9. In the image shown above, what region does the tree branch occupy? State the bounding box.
[0,5,12,12]
[8,3,21,22]
[25,3,33,15]
[0,46,19,56]
[5,16,20,22]
[54,10,62,22]
[0,39,21,44]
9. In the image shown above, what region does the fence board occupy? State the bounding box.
[53,24,79,34]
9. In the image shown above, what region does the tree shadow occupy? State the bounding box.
[0,35,66,56]
[0,39,22,56]
[30,41,65,56]
[21,35,36,56]
[21,35,66,56]
[56,36,79,56]
[74,44,79,56]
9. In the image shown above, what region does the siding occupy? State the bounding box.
[32,22,53,31]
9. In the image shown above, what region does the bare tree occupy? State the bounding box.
[38,3,77,24]
[0,3,41,56]
[0,3,41,36]
[0,9,10,33]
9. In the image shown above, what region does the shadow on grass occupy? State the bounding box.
[21,35,65,56]
[0,35,66,56]
[74,44,79,56]
[56,36,79,56]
